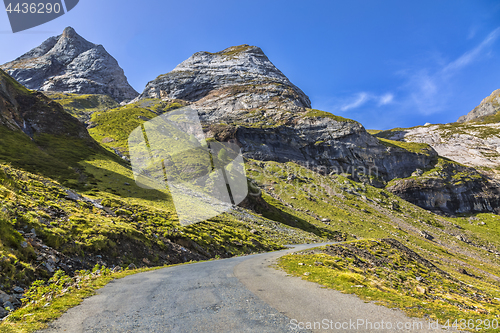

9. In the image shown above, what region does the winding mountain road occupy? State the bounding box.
[40,244,449,333]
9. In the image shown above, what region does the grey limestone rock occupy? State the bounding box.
[137,44,310,116]
[458,89,500,123]
[1,27,138,102]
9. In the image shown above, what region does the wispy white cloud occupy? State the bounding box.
[400,27,500,115]
[444,27,500,73]
[340,92,369,111]
[339,92,394,112]
[378,93,394,106]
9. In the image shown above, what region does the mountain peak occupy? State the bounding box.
[1,27,138,102]
[138,44,310,119]
[62,26,77,36]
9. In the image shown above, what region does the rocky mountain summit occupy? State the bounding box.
[1,27,138,102]
[137,44,310,119]
[131,44,500,215]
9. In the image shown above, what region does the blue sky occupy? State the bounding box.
[1,0,500,129]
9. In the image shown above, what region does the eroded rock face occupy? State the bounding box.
[382,124,500,171]
[137,44,311,118]
[1,27,138,102]
[387,162,500,215]
[458,89,500,123]
[0,69,92,140]
[375,89,500,215]
[234,118,436,184]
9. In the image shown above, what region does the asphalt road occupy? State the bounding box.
[40,243,451,333]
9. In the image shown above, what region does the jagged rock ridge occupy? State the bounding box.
[1,27,138,102]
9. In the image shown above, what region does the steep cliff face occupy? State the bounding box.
[1,27,138,102]
[232,117,436,184]
[387,158,500,215]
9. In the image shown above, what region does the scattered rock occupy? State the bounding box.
[12,287,23,294]
[412,169,423,177]
[391,202,400,210]
[128,263,137,270]
[419,230,434,240]
[416,286,427,294]
[44,262,55,273]
[2,301,14,311]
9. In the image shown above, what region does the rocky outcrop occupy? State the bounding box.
[373,88,500,214]
[379,124,500,171]
[137,44,310,120]
[1,27,138,102]
[376,87,500,176]
[0,69,93,140]
[387,159,500,216]
[458,89,500,123]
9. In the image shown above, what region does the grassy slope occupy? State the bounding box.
[88,99,184,155]
[42,92,119,124]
